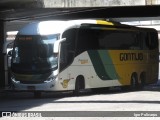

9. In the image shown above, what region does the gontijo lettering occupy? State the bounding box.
[120,53,143,61]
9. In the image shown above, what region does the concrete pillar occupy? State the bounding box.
[43,0,145,7]
[146,0,158,5]
[0,21,6,88]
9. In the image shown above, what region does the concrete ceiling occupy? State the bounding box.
[0,0,44,8]
[1,2,160,31]
[1,5,160,22]
[0,1,160,22]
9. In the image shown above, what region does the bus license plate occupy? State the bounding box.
[27,86,35,90]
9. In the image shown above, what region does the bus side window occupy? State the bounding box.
[129,35,141,50]
[99,30,140,50]
[146,32,158,50]
[60,43,67,63]
[60,29,76,71]
[76,28,99,54]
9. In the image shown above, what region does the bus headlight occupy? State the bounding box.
[44,76,56,83]
[11,76,20,83]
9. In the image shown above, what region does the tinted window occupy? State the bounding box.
[76,28,141,54]
[11,34,59,74]
[146,31,158,50]
[99,30,141,50]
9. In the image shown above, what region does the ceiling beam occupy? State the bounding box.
[0,0,44,9]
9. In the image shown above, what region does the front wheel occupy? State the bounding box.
[73,76,85,96]
[74,79,80,96]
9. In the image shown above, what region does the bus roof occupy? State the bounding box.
[17,20,114,35]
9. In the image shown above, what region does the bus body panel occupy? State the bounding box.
[58,51,122,90]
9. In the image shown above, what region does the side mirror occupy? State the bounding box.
[54,38,66,53]
[8,50,12,57]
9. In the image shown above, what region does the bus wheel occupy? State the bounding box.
[130,73,138,91]
[139,72,146,89]
[73,76,85,96]
[34,91,42,98]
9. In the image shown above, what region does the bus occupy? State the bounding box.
[8,20,159,97]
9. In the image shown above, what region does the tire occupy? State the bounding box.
[130,73,138,91]
[139,72,146,89]
[34,91,42,98]
[73,76,85,96]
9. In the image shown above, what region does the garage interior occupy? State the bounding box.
[0,0,160,89]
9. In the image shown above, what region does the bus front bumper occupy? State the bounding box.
[11,77,58,91]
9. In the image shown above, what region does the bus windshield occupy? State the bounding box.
[11,34,60,74]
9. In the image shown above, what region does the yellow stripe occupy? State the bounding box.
[96,20,114,25]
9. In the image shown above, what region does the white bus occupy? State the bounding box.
[9,20,159,97]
